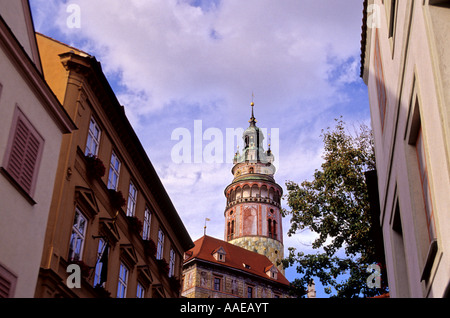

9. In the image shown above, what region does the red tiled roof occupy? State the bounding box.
[184,235,290,286]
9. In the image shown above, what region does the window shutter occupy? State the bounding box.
[6,111,43,195]
[0,264,17,298]
[0,275,12,298]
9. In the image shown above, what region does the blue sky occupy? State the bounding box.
[29,0,370,297]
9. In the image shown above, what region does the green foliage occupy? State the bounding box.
[283,118,387,297]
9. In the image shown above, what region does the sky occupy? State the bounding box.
[29,0,371,297]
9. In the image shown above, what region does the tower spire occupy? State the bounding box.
[249,93,257,126]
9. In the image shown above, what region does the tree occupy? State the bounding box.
[282,118,387,297]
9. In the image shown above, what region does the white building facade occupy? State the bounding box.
[361,0,450,297]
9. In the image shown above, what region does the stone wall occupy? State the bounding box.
[228,237,284,274]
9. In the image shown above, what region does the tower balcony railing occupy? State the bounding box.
[226,197,281,209]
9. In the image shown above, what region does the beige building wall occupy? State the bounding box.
[361,0,450,297]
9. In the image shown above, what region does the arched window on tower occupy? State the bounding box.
[261,186,268,199]
[251,184,259,197]
[227,219,235,240]
[273,220,277,240]
[243,185,250,198]
[236,187,242,199]
[268,219,273,239]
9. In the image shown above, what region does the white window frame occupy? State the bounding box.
[157,228,165,260]
[117,263,129,298]
[85,116,101,156]
[142,207,152,240]
[126,181,138,216]
[169,248,176,277]
[136,282,145,298]
[93,238,107,287]
[107,151,121,190]
[68,208,87,261]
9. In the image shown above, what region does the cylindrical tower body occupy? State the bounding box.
[224,105,284,273]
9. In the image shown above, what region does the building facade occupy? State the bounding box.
[224,102,284,273]
[34,33,193,298]
[182,236,290,298]
[0,1,75,297]
[361,0,450,297]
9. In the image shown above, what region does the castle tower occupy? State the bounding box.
[224,101,284,273]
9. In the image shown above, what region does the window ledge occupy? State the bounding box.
[0,167,36,205]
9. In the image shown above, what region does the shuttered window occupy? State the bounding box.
[4,107,44,196]
[0,264,17,298]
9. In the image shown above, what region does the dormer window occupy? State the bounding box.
[184,251,193,261]
[213,247,226,262]
[265,265,278,279]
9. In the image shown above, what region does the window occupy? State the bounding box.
[227,219,235,240]
[268,219,272,238]
[374,30,387,130]
[214,277,221,291]
[247,286,253,298]
[126,181,137,216]
[268,218,277,240]
[169,248,176,277]
[3,107,44,196]
[157,228,165,260]
[85,116,101,156]
[93,238,108,287]
[387,0,397,39]
[391,201,410,296]
[213,247,226,262]
[136,283,145,298]
[142,207,152,240]
[415,129,436,241]
[107,151,121,190]
[68,208,87,261]
[117,263,129,298]
[0,263,17,298]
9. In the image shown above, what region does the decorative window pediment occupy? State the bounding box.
[138,265,153,288]
[120,244,138,269]
[99,217,120,245]
[75,186,99,219]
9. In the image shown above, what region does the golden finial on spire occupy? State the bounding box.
[249,92,256,125]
